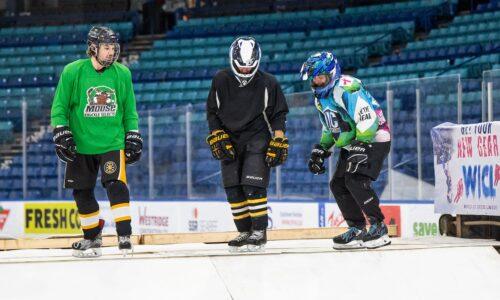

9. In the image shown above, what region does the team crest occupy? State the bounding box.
[104,161,117,174]
[85,86,118,117]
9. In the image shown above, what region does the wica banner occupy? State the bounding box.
[431,121,500,215]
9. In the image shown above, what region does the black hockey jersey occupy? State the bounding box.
[206,68,288,143]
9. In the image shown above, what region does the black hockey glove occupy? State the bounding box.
[53,126,76,163]
[346,140,371,174]
[125,131,143,165]
[206,130,235,161]
[308,144,331,175]
[265,136,289,167]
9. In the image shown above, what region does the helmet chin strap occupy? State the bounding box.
[234,73,256,87]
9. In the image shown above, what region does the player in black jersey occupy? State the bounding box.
[206,37,289,251]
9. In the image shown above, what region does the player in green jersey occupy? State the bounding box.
[50,26,142,257]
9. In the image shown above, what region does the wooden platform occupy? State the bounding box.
[0,226,398,251]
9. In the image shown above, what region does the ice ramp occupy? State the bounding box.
[0,237,498,300]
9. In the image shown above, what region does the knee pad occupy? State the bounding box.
[242,185,267,199]
[72,189,98,213]
[330,177,345,194]
[73,189,94,201]
[225,186,245,201]
[344,174,372,192]
[105,180,130,205]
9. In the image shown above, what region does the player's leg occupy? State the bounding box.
[241,185,268,251]
[65,154,103,257]
[330,149,366,249]
[225,185,252,251]
[330,177,366,249]
[345,141,391,249]
[221,150,252,251]
[100,150,132,254]
[241,136,271,251]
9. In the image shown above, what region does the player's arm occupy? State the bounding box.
[51,66,73,127]
[266,77,289,135]
[122,68,142,164]
[308,104,333,175]
[265,77,289,167]
[314,98,335,150]
[51,65,76,163]
[206,75,223,134]
[205,75,235,161]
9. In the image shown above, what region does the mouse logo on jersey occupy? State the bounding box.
[85,86,118,117]
[104,161,117,174]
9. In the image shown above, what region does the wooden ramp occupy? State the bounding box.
[0,226,398,250]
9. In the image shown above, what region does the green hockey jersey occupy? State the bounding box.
[51,59,139,154]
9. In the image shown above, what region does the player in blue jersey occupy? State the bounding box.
[301,51,392,249]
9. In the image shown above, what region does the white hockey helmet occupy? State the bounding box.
[229,36,261,87]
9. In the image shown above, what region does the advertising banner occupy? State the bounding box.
[432,122,500,215]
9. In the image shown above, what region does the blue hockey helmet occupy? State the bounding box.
[300,51,341,98]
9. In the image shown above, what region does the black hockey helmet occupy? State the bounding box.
[87,26,120,67]
[229,36,261,87]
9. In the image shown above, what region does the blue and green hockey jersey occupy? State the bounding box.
[315,75,391,149]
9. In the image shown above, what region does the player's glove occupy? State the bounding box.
[53,126,77,163]
[265,136,289,167]
[308,144,331,175]
[125,131,143,165]
[346,140,371,174]
[206,130,235,161]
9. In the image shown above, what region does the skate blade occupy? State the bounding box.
[333,240,365,250]
[72,248,102,258]
[120,248,133,257]
[228,246,249,253]
[365,235,391,249]
[247,244,266,252]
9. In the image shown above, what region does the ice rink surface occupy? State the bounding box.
[0,237,499,300]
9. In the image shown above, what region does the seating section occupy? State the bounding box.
[0,0,498,200]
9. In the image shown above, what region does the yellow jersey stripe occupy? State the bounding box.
[247,197,267,205]
[115,216,132,223]
[249,210,268,218]
[233,212,250,220]
[81,222,100,230]
[119,149,127,185]
[230,200,248,208]
[111,202,130,210]
[79,210,100,218]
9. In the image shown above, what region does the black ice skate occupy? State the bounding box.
[363,222,391,249]
[228,231,251,252]
[72,219,104,258]
[118,235,133,257]
[247,230,267,252]
[332,227,366,250]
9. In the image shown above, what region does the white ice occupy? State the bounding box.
[0,237,499,300]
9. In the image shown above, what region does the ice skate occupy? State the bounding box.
[363,222,391,249]
[72,219,104,258]
[228,231,251,252]
[72,234,103,258]
[247,230,266,252]
[332,227,366,250]
[118,235,133,257]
